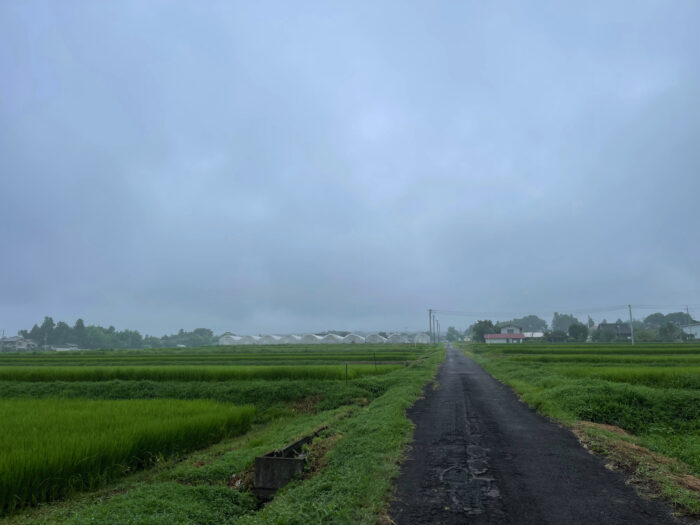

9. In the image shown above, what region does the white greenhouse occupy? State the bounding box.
[342,333,366,344]
[413,333,431,344]
[218,332,241,345]
[387,333,409,344]
[300,334,322,344]
[258,335,282,345]
[365,334,387,343]
[320,334,343,344]
[236,335,261,345]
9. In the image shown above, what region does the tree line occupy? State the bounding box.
[18,317,217,349]
[444,311,696,343]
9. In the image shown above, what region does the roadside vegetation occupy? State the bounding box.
[0,343,442,523]
[462,342,700,516]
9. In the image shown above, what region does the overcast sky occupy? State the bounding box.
[1,1,699,337]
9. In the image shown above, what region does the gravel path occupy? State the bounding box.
[389,344,679,524]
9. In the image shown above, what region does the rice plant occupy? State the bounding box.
[0,398,254,514]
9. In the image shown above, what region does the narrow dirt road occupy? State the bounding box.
[389,344,679,524]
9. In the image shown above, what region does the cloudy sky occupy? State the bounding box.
[1,1,699,336]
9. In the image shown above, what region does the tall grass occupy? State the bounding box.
[0,364,401,382]
[0,398,254,514]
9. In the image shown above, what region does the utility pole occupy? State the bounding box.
[428,309,433,344]
[628,304,635,345]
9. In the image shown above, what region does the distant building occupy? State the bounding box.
[522,331,545,339]
[0,337,38,352]
[484,325,524,344]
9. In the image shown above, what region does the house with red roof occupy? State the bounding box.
[484,324,525,344]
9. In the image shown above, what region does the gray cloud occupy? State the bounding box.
[1,0,699,336]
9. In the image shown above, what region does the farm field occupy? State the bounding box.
[463,342,700,514]
[0,343,441,524]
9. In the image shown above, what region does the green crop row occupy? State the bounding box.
[0,398,254,514]
[555,366,700,389]
[506,354,700,364]
[0,344,430,359]
[490,343,700,355]
[0,364,401,383]
[0,354,418,367]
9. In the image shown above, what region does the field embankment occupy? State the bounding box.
[463,342,700,516]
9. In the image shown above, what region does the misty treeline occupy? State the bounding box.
[445,311,696,343]
[18,317,217,349]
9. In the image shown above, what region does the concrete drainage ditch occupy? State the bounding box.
[253,427,327,499]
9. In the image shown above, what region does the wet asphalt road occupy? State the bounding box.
[389,344,679,524]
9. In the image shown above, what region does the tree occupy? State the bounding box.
[73,318,86,347]
[552,313,580,333]
[39,317,56,345]
[504,315,547,332]
[446,326,462,342]
[592,325,616,342]
[471,320,495,343]
[587,316,595,329]
[664,312,695,326]
[635,329,659,342]
[643,313,667,330]
[53,322,72,345]
[568,323,588,342]
[546,330,568,342]
[659,322,683,342]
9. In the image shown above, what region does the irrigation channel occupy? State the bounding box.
[389,344,678,524]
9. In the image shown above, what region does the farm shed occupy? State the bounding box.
[342,333,366,344]
[484,333,524,344]
[365,334,387,343]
